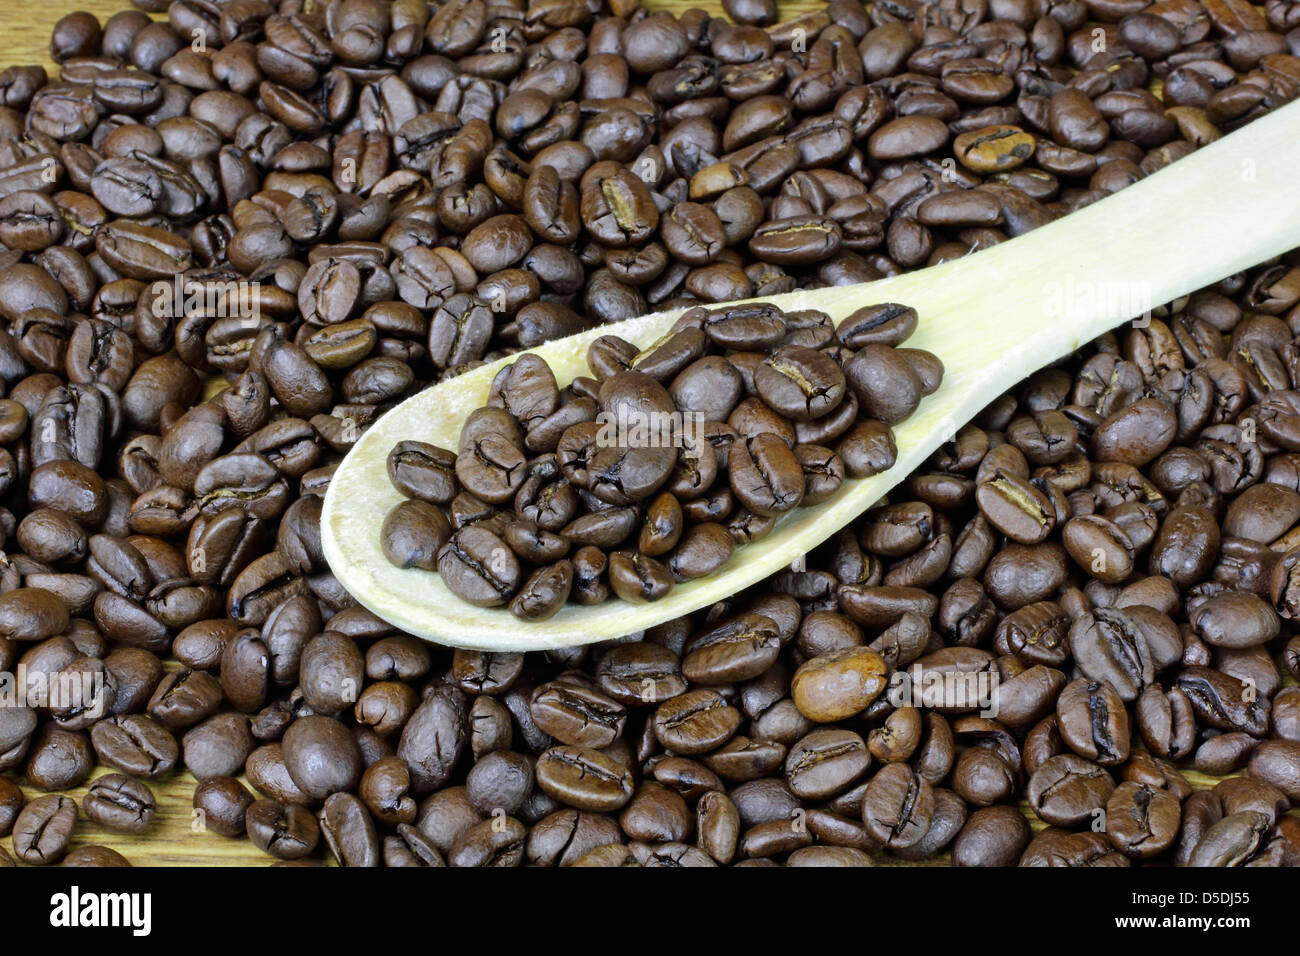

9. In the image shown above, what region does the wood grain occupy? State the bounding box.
[1,0,1290,868]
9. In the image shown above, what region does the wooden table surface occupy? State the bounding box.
[1,0,1286,868]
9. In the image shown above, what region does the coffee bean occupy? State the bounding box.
[60,845,132,868]
[868,116,949,160]
[653,689,741,755]
[1188,811,1274,867]
[438,526,521,607]
[791,646,888,722]
[954,125,1037,173]
[1106,781,1182,859]
[952,805,1033,866]
[180,712,253,781]
[1057,678,1131,766]
[398,685,467,795]
[90,714,178,778]
[0,777,23,838]
[1194,591,1281,648]
[1020,828,1130,867]
[1247,740,1300,801]
[381,500,451,571]
[83,773,156,834]
[193,776,255,837]
[147,668,223,730]
[0,588,70,642]
[246,798,320,860]
[12,794,78,865]
[535,745,634,812]
[25,724,95,791]
[682,613,781,684]
[318,792,380,868]
[297,631,364,717]
[1068,609,1154,701]
[1176,666,1270,736]
[844,345,924,425]
[786,728,871,800]
[861,763,934,850]
[1026,754,1115,827]
[531,681,626,749]
[977,473,1056,544]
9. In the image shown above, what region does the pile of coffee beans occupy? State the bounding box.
[1,0,1300,867]
[383,299,941,616]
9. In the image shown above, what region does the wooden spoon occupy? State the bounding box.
[321,98,1300,651]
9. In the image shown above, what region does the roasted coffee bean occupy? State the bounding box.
[653,689,741,755]
[535,745,634,812]
[791,646,888,722]
[0,588,71,643]
[58,844,131,867]
[861,763,934,850]
[977,473,1055,545]
[388,441,458,504]
[318,792,380,868]
[12,794,78,865]
[1062,514,1134,582]
[755,347,846,421]
[1026,754,1114,828]
[952,805,1033,866]
[91,714,178,778]
[1056,678,1131,766]
[682,613,781,684]
[24,723,94,791]
[531,682,626,749]
[446,813,527,867]
[844,345,925,425]
[1136,684,1197,760]
[193,776,255,837]
[246,798,320,860]
[384,823,447,867]
[182,713,254,780]
[0,777,24,837]
[83,773,156,834]
[438,526,521,608]
[1187,811,1274,867]
[381,500,451,571]
[1019,828,1130,867]
[398,685,468,795]
[730,434,805,516]
[147,668,223,730]
[868,116,949,160]
[1248,740,1300,801]
[1106,781,1182,859]
[1193,591,1280,648]
[596,642,687,705]
[786,728,871,801]
[1068,609,1154,701]
[1176,667,1270,736]
[952,744,1018,807]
